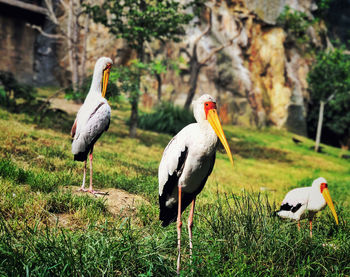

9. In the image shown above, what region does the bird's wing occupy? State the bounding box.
[72,102,111,155]
[158,142,216,227]
[278,187,309,216]
[158,131,188,196]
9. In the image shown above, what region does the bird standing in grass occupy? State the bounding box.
[276,177,339,237]
[71,57,112,195]
[158,94,234,274]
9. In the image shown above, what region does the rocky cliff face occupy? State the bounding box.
[142,0,321,135]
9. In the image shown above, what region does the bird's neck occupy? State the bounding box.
[199,120,217,140]
[87,66,103,98]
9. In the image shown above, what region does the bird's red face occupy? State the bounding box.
[102,63,112,98]
[204,101,234,166]
[204,101,217,119]
[320,182,338,224]
[320,182,328,193]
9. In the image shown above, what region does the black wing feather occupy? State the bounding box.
[159,153,216,227]
[276,202,303,214]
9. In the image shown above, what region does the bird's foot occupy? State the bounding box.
[77,188,108,196]
[87,189,109,196]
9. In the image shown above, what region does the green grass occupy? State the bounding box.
[0,99,349,276]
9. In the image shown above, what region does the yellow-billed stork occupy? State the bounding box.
[71,57,112,195]
[158,94,234,274]
[276,177,339,237]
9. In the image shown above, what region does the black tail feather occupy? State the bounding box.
[74,150,89,162]
[159,192,197,227]
[159,206,177,227]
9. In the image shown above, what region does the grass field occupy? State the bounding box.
[0,98,349,276]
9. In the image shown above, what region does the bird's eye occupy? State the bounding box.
[205,103,209,106]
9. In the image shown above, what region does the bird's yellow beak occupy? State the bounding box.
[102,67,110,98]
[207,109,234,166]
[322,188,339,224]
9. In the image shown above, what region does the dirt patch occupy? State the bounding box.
[50,98,81,115]
[48,213,80,229]
[48,187,149,229]
[71,186,148,217]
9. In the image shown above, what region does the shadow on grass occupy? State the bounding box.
[99,151,158,176]
[218,140,292,163]
[3,101,76,135]
[136,131,171,148]
[104,127,171,149]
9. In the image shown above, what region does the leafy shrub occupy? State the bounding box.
[277,6,314,45]
[138,102,195,135]
[307,47,350,148]
[65,75,120,102]
[0,71,36,107]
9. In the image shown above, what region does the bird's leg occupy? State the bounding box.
[78,160,87,191]
[187,198,196,264]
[308,212,315,238]
[297,220,301,231]
[88,152,94,193]
[177,185,182,275]
[86,151,108,196]
[309,220,313,238]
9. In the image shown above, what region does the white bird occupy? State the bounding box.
[158,94,234,274]
[277,177,339,237]
[71,57,113,195]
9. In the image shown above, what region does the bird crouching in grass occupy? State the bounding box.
[158,94,234,274]
[276,177,339,237]
[71,57,112,195]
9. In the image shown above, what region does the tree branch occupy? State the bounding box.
[0,0,47,15]
[199,18,242,65]
[26,23,66,39]
[179,47,192,59]
[193,8,212,47]
[43,0,59,25]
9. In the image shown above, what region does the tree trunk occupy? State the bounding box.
[184,63,201,110]
[72,0,80,90]
[156,73,162,103]
[80,13,90,88]
[129,95,139,138]
[315,100,325,152]
[128,44,144,138]
[67,0,78,91]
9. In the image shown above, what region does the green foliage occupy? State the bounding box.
[86,0,195,52]
[148,59,167,76]
[314,0,333,18]
[308,48,350,100]
[277,6,314,45]
[110,62,141,105]
[0,71,36,107]
[307,48,350,147]
[138,102,195,135]
[64,75,120,102]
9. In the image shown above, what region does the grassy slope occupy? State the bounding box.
[0,101,349,276]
